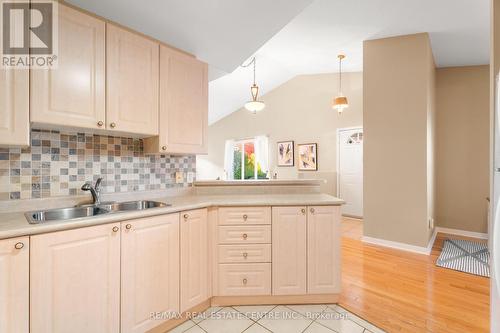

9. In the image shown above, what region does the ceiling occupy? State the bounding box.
[66,0,490,124]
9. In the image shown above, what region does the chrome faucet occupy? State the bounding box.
[81,178,103,205]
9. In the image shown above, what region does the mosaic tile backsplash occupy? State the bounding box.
[0,129,196,200]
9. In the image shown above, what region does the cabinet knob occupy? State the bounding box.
[162,146,167,151]
[112,226,119,232]
[183,214,189,220]
[110,122,116,128]
[14,242,24,250]
[97,121,104,127]
[310,208,315,214]
[125,224,132,230]
[301,208,306,214]
[242,233,248,240]
[242,214,248,221]
[242,278,248,285]
[243,252,248,258]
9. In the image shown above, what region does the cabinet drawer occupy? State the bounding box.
[218,244,271,263]
[218,207,271,225]
[218,263,271,296]
[218,225,271,244]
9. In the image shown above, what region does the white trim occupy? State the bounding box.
[435,227,488,240]
[362,228,438,255]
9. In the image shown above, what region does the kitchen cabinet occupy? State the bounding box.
[307,206,341,294]
[0,237,29,333]
[121,214,180,333]
[31,4,106,130]
[272,206,307,295]
[30,223,121,333]
[0,68,29,146]
[107,24,159,136]
[144,45,207,154]
[180,208,209,312]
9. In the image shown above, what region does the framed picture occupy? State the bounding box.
[298,143,318,171]
[277,141,294,166]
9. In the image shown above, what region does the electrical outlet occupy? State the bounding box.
[187,172,195,184]
[175,171,184,184]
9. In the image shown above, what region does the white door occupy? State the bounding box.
[338,128,363,218]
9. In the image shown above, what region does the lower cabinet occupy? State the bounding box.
[30,223,121,333]
[121,214,180,333]
[0,236,29,333]
[180,208,209,312]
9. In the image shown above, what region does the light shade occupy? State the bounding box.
[333,96,349,113]
[245,100,266,113]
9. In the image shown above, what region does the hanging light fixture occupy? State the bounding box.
[333,54,349,114]
[243,57,265,113]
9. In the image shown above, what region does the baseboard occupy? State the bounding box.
[435,227,488,240]
[211,294,340,307]
[362,228,437,255]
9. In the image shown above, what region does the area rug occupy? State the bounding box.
[436,238,490,277]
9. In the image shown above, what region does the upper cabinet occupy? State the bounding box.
[107,24,159,136]
[144,45,208,154]
[31,4,106,130]
[0,68,29,146]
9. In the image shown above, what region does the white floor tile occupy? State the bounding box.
[167,320,196,333]
[286,304,327,319]
[343,312,386,333]
[257,305,313,333]
[243,322,273,332]
[233,305,276,320]
[303,322,336,332]
[191,306,223,323]
[184,325,206,333]
[315,309,364,333]
[198,307,254,333]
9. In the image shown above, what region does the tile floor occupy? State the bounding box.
[167,304,385,333]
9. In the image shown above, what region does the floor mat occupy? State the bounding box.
[436,238,490,277]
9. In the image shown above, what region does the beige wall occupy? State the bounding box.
[436,66,490,233]
[363,33,436,248]
[197,72,363,195]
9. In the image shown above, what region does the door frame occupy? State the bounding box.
[336,126,363,212]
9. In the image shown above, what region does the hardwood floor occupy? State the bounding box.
[339,218,490,333]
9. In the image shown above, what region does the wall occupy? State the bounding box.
[197,72,363,195]
[363,33,436,248]
[436,66,490,233]
[0,129,196,200]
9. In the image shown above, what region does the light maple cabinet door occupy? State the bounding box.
[271,206,307,295]
[0,237,29,333]
[107,24,159,136]
[145,45,207,154]
[307,206,341,294]
[31,4,105,130]
[0,68,29,146]
[121,214,180,333]
[30,223,121,333]
[180,208,209,312]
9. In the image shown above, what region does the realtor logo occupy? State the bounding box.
[1,0,58,68]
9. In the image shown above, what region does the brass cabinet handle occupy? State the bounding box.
[125,224,132,230]
[310,208,315,214]
[112,226,119,232]
[14,242,24,250]
[242,278,248,285]
[183,214,189,220]
[242,233,248,240]
[243,252,248,258]
[97,121,104,127]
[110,122,116,128]
[162,146,167,151]
[301,208,306,214]
[242,214,248,221]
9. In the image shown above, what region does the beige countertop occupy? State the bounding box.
[0,193,344,240]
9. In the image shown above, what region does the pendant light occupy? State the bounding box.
[243,57,265,113]
[333,54,349,114]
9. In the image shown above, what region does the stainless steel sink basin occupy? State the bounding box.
[101,200,169,212]
[25,200,170,224]
[26,206,110,224]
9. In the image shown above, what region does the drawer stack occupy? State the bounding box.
[216,207,272,296]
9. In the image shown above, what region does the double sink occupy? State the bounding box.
[25,200,170,224]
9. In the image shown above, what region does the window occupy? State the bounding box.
[224,136,269,180]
